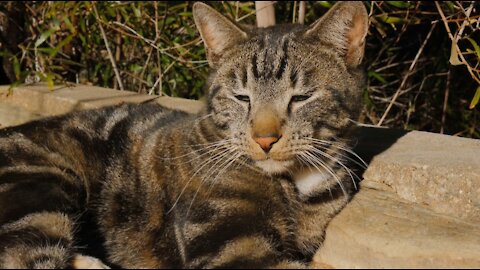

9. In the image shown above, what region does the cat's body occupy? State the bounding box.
[0,2,368,268]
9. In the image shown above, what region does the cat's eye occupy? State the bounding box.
[234,95,250,103]
[291,95,311,102]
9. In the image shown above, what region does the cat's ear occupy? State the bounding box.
[305,1,368,68]
[193,2,248,67]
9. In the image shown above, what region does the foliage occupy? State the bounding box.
[0,1,479,138]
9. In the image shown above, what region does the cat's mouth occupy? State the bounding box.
[255,158,294,174]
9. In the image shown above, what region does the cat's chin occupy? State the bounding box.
[255,159,294,175]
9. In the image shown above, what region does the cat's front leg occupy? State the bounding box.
[0,213,77,269]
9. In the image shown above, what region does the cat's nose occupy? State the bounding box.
[253,133,281,153]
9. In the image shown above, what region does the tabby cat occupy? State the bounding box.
[0,1,368,268]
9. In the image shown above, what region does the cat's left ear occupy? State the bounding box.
[193,2,248,67]
[304,1,369,68]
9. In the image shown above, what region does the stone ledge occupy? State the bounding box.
[0,83,204,127]
[313,187,480,268]
[356,127,480,223]
[310,127,479,268]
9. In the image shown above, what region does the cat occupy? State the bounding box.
[0,1,368,268]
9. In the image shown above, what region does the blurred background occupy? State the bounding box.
[0,1,478,138]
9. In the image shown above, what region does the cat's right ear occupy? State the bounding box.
[193,2,248,67]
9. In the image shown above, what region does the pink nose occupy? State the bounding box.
[253,134,281,153]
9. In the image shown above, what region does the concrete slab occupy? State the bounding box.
[0,102,43,128]
[359,128,480,222]
[0,83,204,127]
[313,187,480,268]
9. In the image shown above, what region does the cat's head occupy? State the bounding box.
[193,2,368,175]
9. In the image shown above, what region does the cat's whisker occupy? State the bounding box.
[295,154,334,198]
[162,138,235,162]
[235,156,263,174]
[305,137,368,168]
[186,146,239,216]
[166,146,235,214]
[161,141,231,161]
[307,138,368,168]
[203,152,242,204]
[173,142,236,164]
[186,138,235,148]
[311,143,367,173]
[196,146,239,184]
[195,113,214,122]
[308,146,360,191]
[185,145,238,206]
[301,151,348,198]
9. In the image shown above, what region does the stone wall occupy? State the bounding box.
[1,83,479,268]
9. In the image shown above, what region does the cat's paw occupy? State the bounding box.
[73,255,110,269]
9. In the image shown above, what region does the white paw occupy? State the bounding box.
[73,255,110,269]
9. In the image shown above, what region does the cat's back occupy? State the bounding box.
[0,101,192,194]
[0,101,190,143]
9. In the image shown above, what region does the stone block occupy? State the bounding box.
[358,128,480,222]
[313,187,480,268]
[0,83,204,127]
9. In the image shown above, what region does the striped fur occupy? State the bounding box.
[0,2,368,269]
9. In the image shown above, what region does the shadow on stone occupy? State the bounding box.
[351,126,411,180]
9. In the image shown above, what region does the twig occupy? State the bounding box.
[154,1,162,96]
[111,21,207,64]
[114,10,122,89]
[441,70,451,134]
[435,1,480,85]
[235,1,239,21]
[292,1,297,23]
[237,1,276,23]
[149,61,175,95]
[93,3,124,91]
[377,22,437,126]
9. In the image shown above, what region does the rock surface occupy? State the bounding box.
[358,128,480,222]
[313,187,480,268]
[313,127,480,268]
[0,83,203,127]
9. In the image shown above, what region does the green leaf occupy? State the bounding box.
[132,6,141,18]
[386,1,413,8]
[52,34,74,58]
[8,81,21,96]
[178,11,192,17]
[445,1,455,11]
[36,48,56,56]
[470,86,480,109]
[13,56,20,80]
[46,72,55,89]
[317,1,332,8]
[368,71,387,84]
[35,28,57,48]
[165,16,176,25]
[63,17,76,34]
[378,15,404,24]
[466,38,480,61]
[80,17,87,33]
